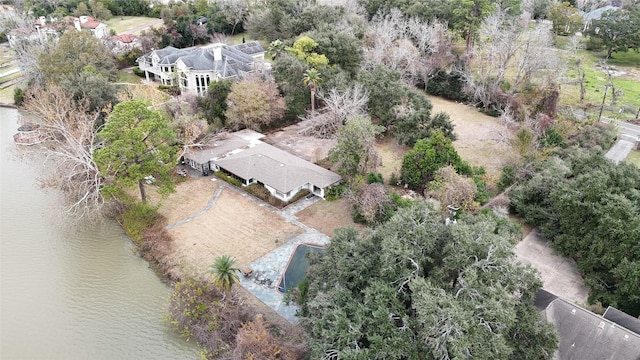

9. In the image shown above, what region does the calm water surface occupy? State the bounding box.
[0,107,199,359]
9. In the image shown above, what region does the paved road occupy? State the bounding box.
[604,119,640,163]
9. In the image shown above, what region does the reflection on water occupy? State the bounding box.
[0,107,199,359]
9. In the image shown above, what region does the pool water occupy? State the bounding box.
[277,244,324,293]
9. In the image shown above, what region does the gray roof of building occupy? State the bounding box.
[541,298,640,360]
[214,142,341,193]
[583,5,620,21]
[185,131,341,193]
[603,307,640,335]
[139,41,263,77]
[183,136,250,165]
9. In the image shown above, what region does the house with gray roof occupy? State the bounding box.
[582,5,620,31]
[137,42,267,95]
[535,290,640,360]
[182,130,342,201]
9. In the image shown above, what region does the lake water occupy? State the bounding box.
[0,107,199,359]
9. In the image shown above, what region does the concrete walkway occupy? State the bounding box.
[605,138,635,163]
[515,229,589,305]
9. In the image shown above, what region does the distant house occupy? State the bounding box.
[535,290,640,360]
[182,130,342,201]
[105,34,140,54]
[7,15,108,48]
[136,41,267,95]
[66,15,109,38]
[582,5,620,31]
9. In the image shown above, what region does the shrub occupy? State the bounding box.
[168,279,256,359]
[132,66,145,77]
[116,48,143,68]
[158,85,180,96]
[498,165,515,191]
[119,202,161,244]
[325,183,345,201]
[425,69,469,102]
[13,88,24,106]
[214,171,242,187]
[367,172,384,184]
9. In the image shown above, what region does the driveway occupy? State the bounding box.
[515,229,589,305]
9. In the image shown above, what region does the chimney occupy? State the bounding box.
[39,16,46,25]
[80,16,88,24]
[212,45,222,61]
[74,18,81,31]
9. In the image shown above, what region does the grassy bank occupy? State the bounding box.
[105,16,159,34]
[558,39,640,120]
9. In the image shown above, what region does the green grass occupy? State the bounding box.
[625,150,640,168]
[117,70,142,84]
[595,50,640,67]
[105,16,160,34]
[0,84,15,104]
[559,48,640,119]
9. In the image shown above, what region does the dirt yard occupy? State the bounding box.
[152,177,218,225]
[376,136,407,182]
[156,178,302,280]
[426,95,517,177]
[296,198,363,237]
[263,119,337,163]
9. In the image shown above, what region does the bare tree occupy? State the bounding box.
[217,0,248,35]
[23,85,105,218]
[348,183,391,224]
[300,84,369,138]
[462,10,561,112]
[427,165,478,212]
[363,9,454,86]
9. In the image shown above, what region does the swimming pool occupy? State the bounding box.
[277,244,324,293]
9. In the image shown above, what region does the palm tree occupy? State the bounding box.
[303,68,322,113]
[208,255,240,292]
[267,39,284,60]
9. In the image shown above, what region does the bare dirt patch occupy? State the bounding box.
[152,177,218,226]
[296,198,363,237]
[164,185,303,280]
[262,119,337,163]
[376,136,407,182]
[426,95,517,177]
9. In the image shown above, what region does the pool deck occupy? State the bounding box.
[227,191,331,323]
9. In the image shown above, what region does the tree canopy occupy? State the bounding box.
[510,150,640,316]
[301,201,558,359]
[328,115,385,178]
[401,130,469,189]
[95,100,177,203]
[587,5,640,58]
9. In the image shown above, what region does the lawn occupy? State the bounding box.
[0,84,15,104]
[296,198,363,237]
[625,150,640,168]
[558,39,640,119]
[117,70,142,84]
[105,16,160,34]
[160,177,303,279]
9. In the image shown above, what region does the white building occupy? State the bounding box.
[7,15,108,48]
[136,42,267,95]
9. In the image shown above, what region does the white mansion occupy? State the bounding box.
[136,41,267,95]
